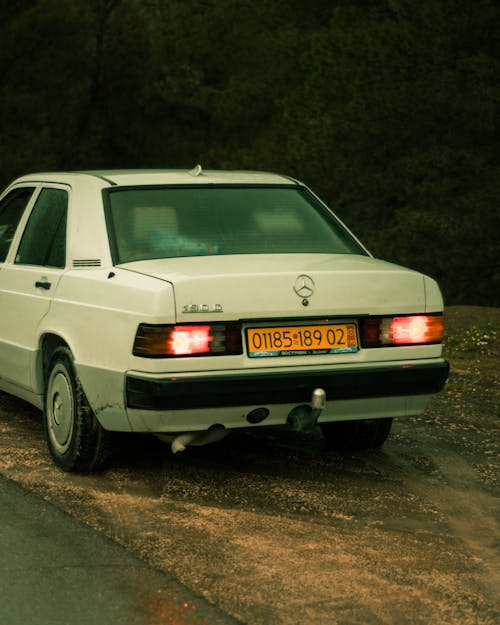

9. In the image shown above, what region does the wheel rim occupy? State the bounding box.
[47,364,74,454]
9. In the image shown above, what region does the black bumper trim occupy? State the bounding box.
[126,361,450,411]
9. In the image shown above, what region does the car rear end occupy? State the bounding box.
[100,175,448,442]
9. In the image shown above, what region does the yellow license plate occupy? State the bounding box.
[246,323,358,357]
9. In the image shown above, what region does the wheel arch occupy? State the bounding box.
[36,331,131,433]
[36,332,73,393]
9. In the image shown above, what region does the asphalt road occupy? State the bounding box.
[0,473,241,625]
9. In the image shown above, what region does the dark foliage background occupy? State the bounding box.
[1,0,498,305]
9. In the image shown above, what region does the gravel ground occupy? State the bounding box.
[0,305,498,625]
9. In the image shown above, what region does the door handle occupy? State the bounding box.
[35,281,51,290]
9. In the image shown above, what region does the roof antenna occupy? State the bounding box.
[189,164,203,177]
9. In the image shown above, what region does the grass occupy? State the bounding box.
[444,322,499,359]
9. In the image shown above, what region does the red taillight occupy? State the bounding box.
[389,316,434,344]
[169,326,212,355]
[133,322,242,358]
[360,314,444,347]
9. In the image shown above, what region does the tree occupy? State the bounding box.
[0,0,497,304]
[276,0,500,304]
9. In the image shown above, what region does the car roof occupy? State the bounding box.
[13,168,299,187]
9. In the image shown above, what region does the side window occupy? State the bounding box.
[15,188,68,268]
[0,187,35,262]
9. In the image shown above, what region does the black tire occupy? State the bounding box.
[43,346,110,472]
[320,418,392,451]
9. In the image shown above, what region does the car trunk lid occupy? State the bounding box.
[120,254,426,321]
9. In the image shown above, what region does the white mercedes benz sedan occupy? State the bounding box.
[0,169,449,471]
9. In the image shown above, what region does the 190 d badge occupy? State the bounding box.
[182,303,224,313]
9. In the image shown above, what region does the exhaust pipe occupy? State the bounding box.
[287,388,326,433]
[168,424,228,454]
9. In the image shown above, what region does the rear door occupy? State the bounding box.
[0,185,68,391]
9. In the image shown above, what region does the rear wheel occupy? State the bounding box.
[320,418,392,450]
[44,346,110,472]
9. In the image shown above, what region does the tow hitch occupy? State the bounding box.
[287,388,326,433]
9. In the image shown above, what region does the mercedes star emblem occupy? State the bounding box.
[293,274,315,299]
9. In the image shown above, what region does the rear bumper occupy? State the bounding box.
[126,360,449,411]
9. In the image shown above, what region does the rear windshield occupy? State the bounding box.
[105,186,365,263]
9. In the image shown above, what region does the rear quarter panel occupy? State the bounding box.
[37,269,175,429]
